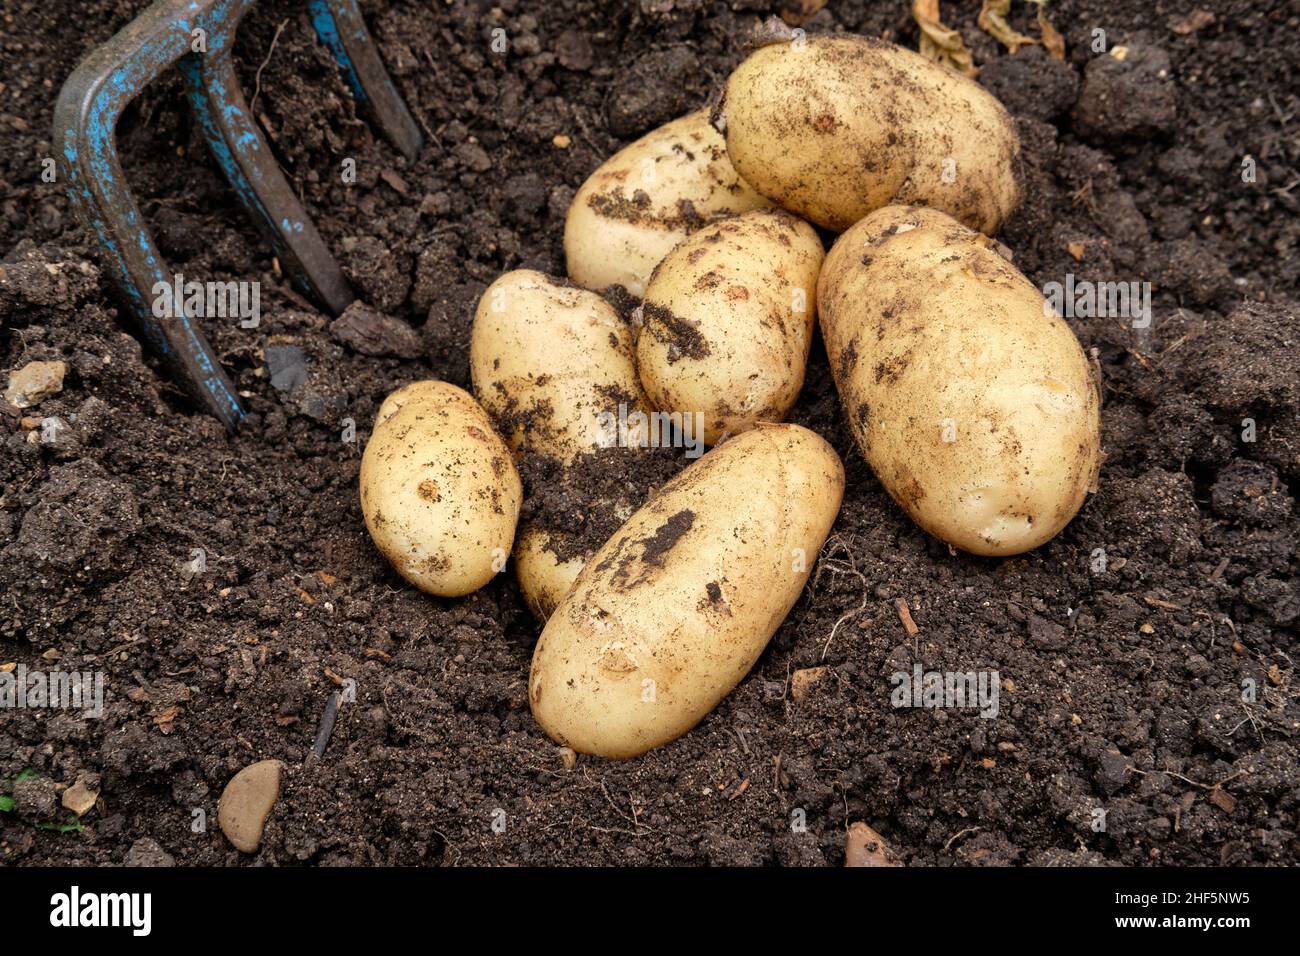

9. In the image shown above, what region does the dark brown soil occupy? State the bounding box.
[2,0,1298,866]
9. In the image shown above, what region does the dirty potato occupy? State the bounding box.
[470,269,652,463]
[529,424,844,758]
[717,34,1021,233]
[819,206,1101,556]
[565,110,774,297]
[470,270,656,617]
[514,526,586,621]
[637,210,824,445]
[360,381,522,597]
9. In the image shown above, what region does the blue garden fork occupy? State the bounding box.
[54,0,423,429]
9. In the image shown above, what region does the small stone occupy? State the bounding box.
[264,345,309,393]
[218,759,284,853]
[552,134,572,149]
[790,666,828,701]
[330,301,422,358]
[845,822,901,867]
[61,773,100,817]
[558,747,577,770]
[5,360,66,408]
[124,837,176,867]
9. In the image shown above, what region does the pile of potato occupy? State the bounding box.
[360,32,1102,759]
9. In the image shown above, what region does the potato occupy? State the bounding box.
[819,206,1101,556]
[637,210,824,445]
[470,270,652,463]
[359,380,522,597]
[565,110,774,297]
[717,34,1021,233]
[471,270,658,616]
[514,526,587,621]
[529,424,844,758]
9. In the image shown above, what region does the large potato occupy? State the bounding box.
[637,210,824,445]
[717,34,1021,233]
[529,424,844,758]
[470,270,652,462]
[819,206,1101,556]
[360,381,522,596]
[565,110,773,297]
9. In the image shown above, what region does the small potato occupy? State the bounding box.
[819,206,1101,556]
[360,380,522,597]
[718,34,1021,233]
[565,110,773,297]
[514,526,586,621]
[470,270,652,462]
[637,210,824,445]
[529,424,844,758]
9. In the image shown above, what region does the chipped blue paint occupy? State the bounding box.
[308,0,369,105]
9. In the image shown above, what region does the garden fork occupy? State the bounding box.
[54,0,423,429]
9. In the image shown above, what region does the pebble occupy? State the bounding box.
[218,759,284,853]
[264,345,309,393]
[4,360,66,408]
[61,773,100,816]
[790,666,828,701]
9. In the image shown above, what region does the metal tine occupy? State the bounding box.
[309,0,424,162]
[179,8,353,315]
[54,0,426,430]
[54,0,253,429]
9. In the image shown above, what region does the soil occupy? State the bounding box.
[2,0,1298,867]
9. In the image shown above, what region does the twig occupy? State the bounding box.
[250,18,290,118]
[944,826,981,852]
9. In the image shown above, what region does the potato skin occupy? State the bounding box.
[470,270,652,463]
[359,381,522,597]
[529,424,844,758]
[719,35,1021,233]
[819,206,1101,556]
[637,210,824,445]
[565,110,773,297]
[514,526,586,620]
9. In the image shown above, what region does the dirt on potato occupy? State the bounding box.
[1,0,1298,866]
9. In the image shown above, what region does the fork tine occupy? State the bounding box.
[308,0,424,162]
[179,38,354,315]
[53,0,247,429]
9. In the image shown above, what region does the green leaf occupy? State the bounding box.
[36,817,84,834]
[14,768,37,783]
[0,795,13,812]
